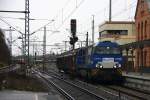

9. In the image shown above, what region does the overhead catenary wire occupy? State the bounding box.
[1,0,137,53]
[79,0,137,36]
[32,0,86,36]
[46,0,137,47]
[0,16,24,35]
[56,0,86,29]
[77,0,120,29]
[29,0,73,36]
[30,20,55,35]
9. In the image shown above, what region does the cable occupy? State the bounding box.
[112,1,137,18]
[80,1,137,35]
[0,16,24,20]
[0,17,24,35]
[30,20,55,35]
[56,0,86,29]
[63,0,73,10]
[32,0,85,34]
[77,0,120,28]
[29,0,73,36]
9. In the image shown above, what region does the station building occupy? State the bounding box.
[98,21,136,45]
[135,0,150,70]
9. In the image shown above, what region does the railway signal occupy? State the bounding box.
[70,19,78,46]
[69,36,78,45]
[71,19,76,35]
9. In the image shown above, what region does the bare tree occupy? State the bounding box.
[0,29,10,65]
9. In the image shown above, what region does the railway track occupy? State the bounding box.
[41,70,119,100]
[33,69,106,100]
[44,68,150,100]
[0,65,19,74]
[33,70,74,100]
[70,78,150,100]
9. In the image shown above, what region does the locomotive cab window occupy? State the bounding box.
[93,46,121,54]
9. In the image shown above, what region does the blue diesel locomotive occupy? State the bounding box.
[56,41,123,82]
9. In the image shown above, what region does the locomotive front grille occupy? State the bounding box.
[101,62,116,68]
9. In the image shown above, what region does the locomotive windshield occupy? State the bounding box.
[93,46,121,54]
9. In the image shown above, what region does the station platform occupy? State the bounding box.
[122,71,150,80]
[0,90,63,100]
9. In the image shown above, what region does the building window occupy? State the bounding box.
[144,20,147,39]
[140,0,145,17]
[99,32,102,39]
[141,0,144,8]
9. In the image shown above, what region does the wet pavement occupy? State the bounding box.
[123,71,150,80]
[0,90,63,100]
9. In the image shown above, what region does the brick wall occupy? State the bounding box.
[135,0,150,70]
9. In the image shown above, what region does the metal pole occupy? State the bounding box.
[27,0,30,68]
[43,27,46,71]
[92,15,94,44]
[86,32,89,47]
[25,0,30,69]
[86,32,89,78]
[22,34,24,66]
[86,32,89,66]
[33,43,35,65]
[109,0,112,22]
[35,52,37,66]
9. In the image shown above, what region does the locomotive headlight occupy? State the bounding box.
[96,63,103,68]
[99,65,103,68]
[96,64,99,68]
[113,65,117,68]
[114,64,121,68]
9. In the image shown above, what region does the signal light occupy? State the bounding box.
[69,36,78,45]
[69,37,74,45]
[74,36,78,43]
[71,19,76,35]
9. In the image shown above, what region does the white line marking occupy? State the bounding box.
[35,94,38,100]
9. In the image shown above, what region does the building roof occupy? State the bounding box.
[99,21,135,28]
[99,21,135,34]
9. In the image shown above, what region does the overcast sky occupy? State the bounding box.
[0,0,137,55]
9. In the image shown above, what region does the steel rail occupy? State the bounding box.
[33,70,75,100]
[0,65,20,74]
[46,69,149,100]
[43,71,106,100]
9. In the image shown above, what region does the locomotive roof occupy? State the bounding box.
[94,41,119,47]
[57,41,119,58]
